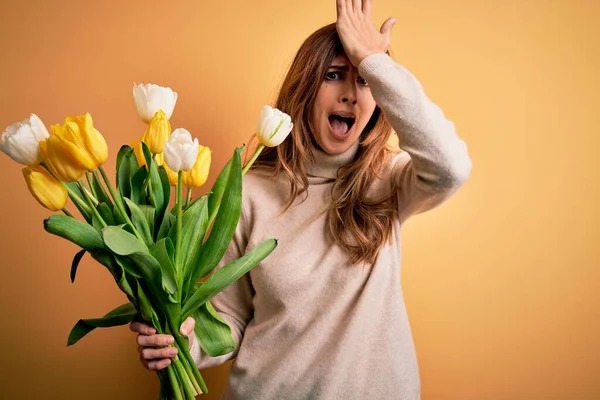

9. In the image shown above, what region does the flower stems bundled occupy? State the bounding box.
[1,83,293,399]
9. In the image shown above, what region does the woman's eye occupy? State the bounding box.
[357,76,368,86]
[325,71,341,80]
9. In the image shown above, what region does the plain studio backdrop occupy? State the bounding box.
[0,0,598,399]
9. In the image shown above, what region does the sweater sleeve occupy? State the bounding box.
[189,199,255,369]
[358,53,472,222]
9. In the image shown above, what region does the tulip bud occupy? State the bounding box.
[40,113,107,182]
[23,165,68,211]
[163,128,199,173]
[183,145,211,188]
[144,110,171,154]
[1,114,49,165]
[256,105,293,147]
[133,83,178,123]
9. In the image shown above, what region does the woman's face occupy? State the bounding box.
[311,52,377,155]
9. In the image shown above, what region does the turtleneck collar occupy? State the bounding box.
[305,139,360,180]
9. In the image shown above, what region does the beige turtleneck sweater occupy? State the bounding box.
[189,53,472,400]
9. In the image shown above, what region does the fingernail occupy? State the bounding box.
[170,348,178,356]
[167,336,174,344]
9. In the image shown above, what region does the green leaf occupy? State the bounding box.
[179,196,209,299]
[97,203,116,225]
[117,154,133,199]
[137,283,154,322]
[156,166,171,238]
[186,146,243,296]
[142,143,165,227]
[114,255,144,279]
[70,250,86,283]
[89,171,112,206]
[124,198,154,247]
[128,252,176,300]
[90,249,138,306]
[116,145,134,180]
[67,302,137,346]
[193,300,237,357]
[140,205,155,239]
[102,225,148,255]
[182,238,277,319]
[207,153,234,217]
[157,211,175,241]
[150,238,178,296]
[130,167,148,205]
[44,215,104,251]
[112,202,126,225]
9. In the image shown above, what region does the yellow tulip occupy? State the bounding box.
[23,165,68,211]
[39,130,88,182]
[183,145,211,188]
[132,134,149,167]
[64,113,108,166]
[162,160,179,186]
[40,113,108,182]
[144,110,171,154]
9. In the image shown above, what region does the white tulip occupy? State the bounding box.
[164,128,199,173]
[1,114,50,165]
[133,83,178,123]
[256,105,293,147]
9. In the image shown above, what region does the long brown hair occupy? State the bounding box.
[247,23,399,265]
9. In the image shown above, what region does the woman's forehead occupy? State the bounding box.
[329,52,355,69]
[332,53,350,64]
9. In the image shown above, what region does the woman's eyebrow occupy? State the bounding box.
[328,65,350,71]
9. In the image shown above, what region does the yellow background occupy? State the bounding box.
[0,0,598,399]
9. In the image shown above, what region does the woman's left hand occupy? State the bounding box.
[336,0,396,67]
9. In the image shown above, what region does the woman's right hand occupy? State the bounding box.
[129,317,196,371]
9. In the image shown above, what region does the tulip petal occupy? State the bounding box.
[181,138,199,171]
[164,141,182,172]
[133,84,151,123]
[1,119,46,165]
[23,165,68,211]
[29,114,50,141]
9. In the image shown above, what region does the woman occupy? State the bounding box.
[130,1,472,398]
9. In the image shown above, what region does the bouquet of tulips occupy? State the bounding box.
[0,84,293,399]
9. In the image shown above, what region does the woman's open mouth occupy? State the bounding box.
[328,113,356,139]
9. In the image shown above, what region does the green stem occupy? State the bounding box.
[172,355,197,398]
[85,172,93,192]
[77,182,107,228]
[175,171,183,300]
[241,144,265,175]
[167,321,207,395]
[93,170,113,206]
[185,186,192,208]
[78,180,99,206]
[178,347,202,395]
[97,166,145,241]
[62,208,73,217]
[166,363,184,400]
[62,184,92,215]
